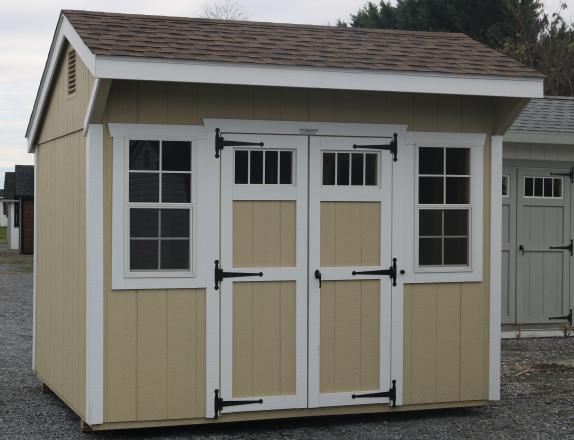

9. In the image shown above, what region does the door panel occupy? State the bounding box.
[501,167,516,324]
[219,134,308,414]
[516,168,571,324]
[309,136,393,408]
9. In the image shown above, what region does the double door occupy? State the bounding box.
[215,132,396,416]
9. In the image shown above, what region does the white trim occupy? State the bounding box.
[489,135,502,401]
[501,328,573,339]
[85,124,104,425]
[83,78,100,135]
[95,56,543,100]
[504,130,574,145]
[26,14,96,151]
[32,151,38,371]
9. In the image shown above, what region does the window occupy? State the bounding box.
[234,149,293,184]
[13,202,20,228]
[417,147,470,267]
[322,152,378,186]
[502,175,509,197]
[128,140,192,272]
[524,176,562,199]
[67,49,76,96]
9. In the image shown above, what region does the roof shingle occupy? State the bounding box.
[511,97,574,133]
[63,10,542,79]
[14,165,34,197]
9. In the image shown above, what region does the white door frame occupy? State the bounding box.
[219,133,309,413]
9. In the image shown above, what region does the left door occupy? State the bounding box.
[218,133,308,415]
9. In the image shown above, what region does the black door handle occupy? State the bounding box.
[314,270,322,288]
[549,239,573,256]
[519,244,525,255]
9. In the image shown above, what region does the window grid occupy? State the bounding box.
[322,151,379,186]
[234,149,294,185]
[523,176,562,199]
[127,140,192,273]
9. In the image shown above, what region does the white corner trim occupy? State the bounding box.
[489,135,503,401]
[85,124,104,425]
[32,150,38,371]
[95,56,544,99]
[26,14,96,152]
[83,78,101,135]
[504,129,574,145]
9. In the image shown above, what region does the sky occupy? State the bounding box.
[0,0,571,185]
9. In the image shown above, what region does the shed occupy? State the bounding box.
[502,97,574,336]
[27,10,543,431]
[2,167,34,253]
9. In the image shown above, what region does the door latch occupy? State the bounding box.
[549,309,573,326]
[352,258,398,286]
[214,128,264,158]
[314,270,322,288]
[352,379,397,407]
[353,133,399,161]
[549,239,573,256]
[214,260,263,290]
[213,389,263,419]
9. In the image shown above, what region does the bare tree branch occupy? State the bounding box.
[201,0,250,20]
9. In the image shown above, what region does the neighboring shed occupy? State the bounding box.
[2,166,34,254]
[27,10,543,432]
[0,189,7,227]
[502,97,574,336]
[3,172,19,250]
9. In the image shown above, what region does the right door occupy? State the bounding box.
[308,136,394,408]
[516,167,571,324]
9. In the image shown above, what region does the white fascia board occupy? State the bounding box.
[26,14,96,152]
[95,56,544,100]
[504,129,574,145]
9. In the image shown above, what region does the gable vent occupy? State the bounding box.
[67,49,77,96]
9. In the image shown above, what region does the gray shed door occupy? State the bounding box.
[515,167,571,324]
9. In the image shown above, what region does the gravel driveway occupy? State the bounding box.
[1,238,573,439]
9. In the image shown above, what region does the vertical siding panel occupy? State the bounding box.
[252,87,282,120]
[320,202,336,267]
[361,202,381,266]
[412,95,438,131]
[403,284,413,404]
[437,95,462,132]
[197,84,226,119]
[308,90,336,122]
[360,280,380,390]
[252,201,281,266]
[233,283,253,397]
[335,90,363,123]
[387,93,413,126]
[233,201,254,267]
[225,85,254,119]
[462,97,493,133]
[137,290,169,420]
[167,83,198,124]
[280,88,308,121]
[107,80,139,123]
[195,291,207,417]
[138,82,168,124]
[319,281,336,393]
[435,284,461,402]
[280,201,296,267]
[280,282,296,395]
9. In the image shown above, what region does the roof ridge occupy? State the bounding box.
[61,9,472,38]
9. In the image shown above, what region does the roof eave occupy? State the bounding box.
[504,129,574,145]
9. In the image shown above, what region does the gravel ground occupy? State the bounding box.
[0,237,573,439]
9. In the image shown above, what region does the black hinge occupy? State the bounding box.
[550,167,574,183]
[215,128,264,158]
[549,309,573,326]
[549,239,573,256]
[214,260,263,290]
[353,133,398,161]
[214,389,263,418]
[352,380,397,407]
[352,258,398,286]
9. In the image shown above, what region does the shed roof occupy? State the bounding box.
[4,173,15,200]
[14,165,34,197]
[62,9,542,79]
[510,97,574,134]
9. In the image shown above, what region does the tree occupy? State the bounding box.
[201,0,250,20]
[340,0,574,96]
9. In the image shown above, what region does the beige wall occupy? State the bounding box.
[34,42,93,419]
[99,80,495,423]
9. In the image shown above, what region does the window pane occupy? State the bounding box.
[162,141,191,171]
[280,151,293,184]
[554,178,562,198]
[446,177,469,204]
[130,240,158,270]
[351,153,364,186]
[419,177,443,204]
[161,209,189,238]
[129,140,159,170]
[250,150,264,184]
[129,173,159,202]
[265,151,279,184]
[160,240,190,270]
[130,209,159,238]
[534,177,543,197]
[444,238,468,265]
[444,210,468,236]
[419,210,442,236]
[419,238,442,266]
[337,153,350,185]
[502,175,509,196]
[525,177,533,196]
[419,147,443,175]
[235,150,249,184]
[323,153,336,185]
[543,178,553,197]
[365,154,377,186]
[446,148,470,175]
[162,174,191,203]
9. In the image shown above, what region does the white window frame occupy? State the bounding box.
[522,175,563,199]
[109,123,216,290]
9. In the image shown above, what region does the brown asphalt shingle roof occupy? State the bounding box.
[63,10,542,79]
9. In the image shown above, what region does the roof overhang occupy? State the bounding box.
[26,13,544,152]
[504,129,574,145]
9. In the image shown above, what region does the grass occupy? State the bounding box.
[0,226,33,272]
[0,226,6,244]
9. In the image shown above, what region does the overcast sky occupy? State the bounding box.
[0,0,571,185]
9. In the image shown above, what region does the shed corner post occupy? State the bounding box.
[32,146,38,372]
[489,135,503,401]
[85,123,104,424]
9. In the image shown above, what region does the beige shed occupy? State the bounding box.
[27,10,543,431]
